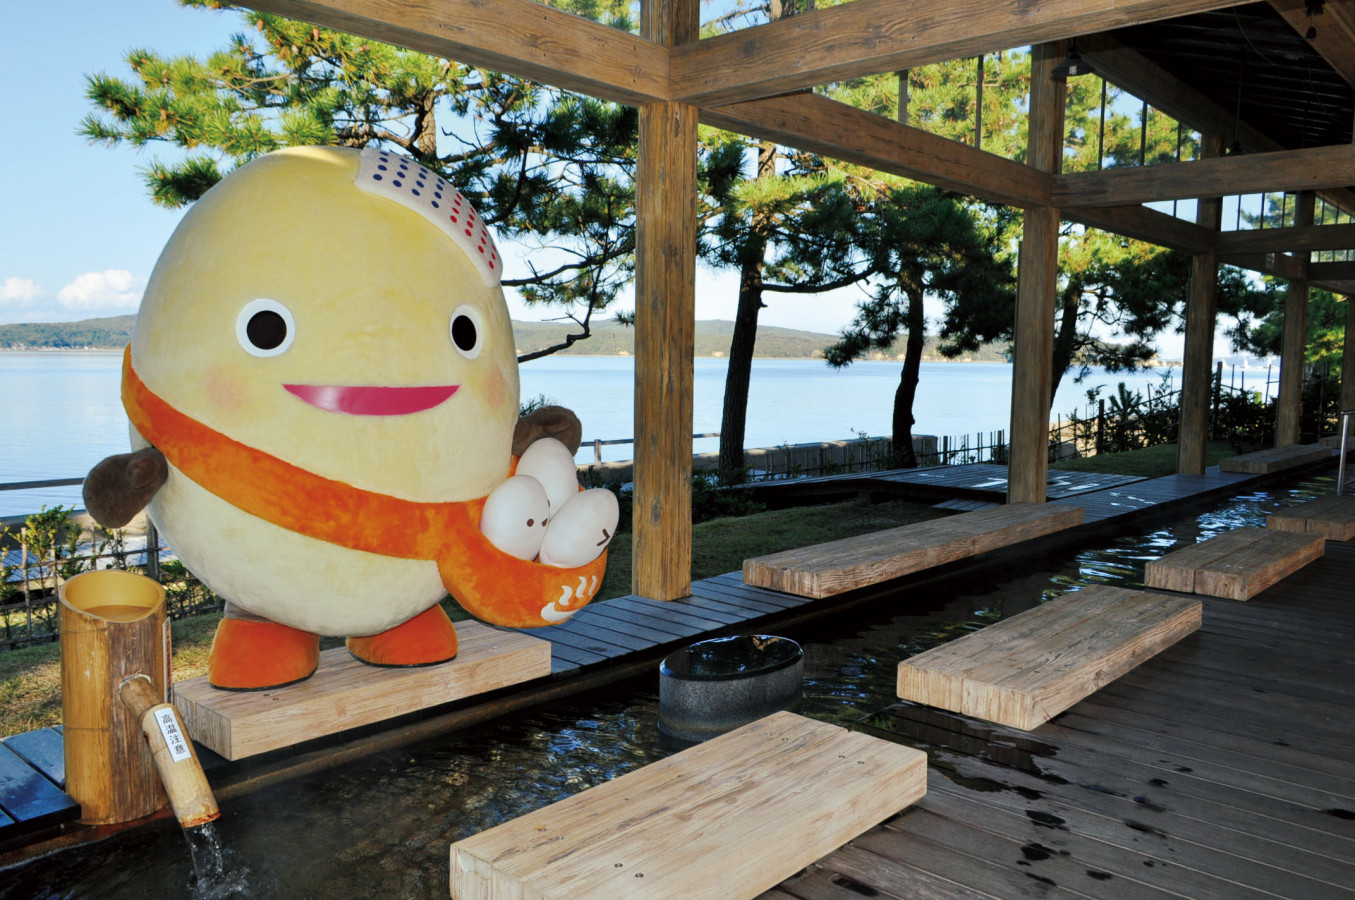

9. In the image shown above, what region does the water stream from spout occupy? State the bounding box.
[182,822,256,899]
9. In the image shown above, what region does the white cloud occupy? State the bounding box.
[57,269,146,313]
[1,277,45,306]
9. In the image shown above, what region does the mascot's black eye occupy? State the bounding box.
[236,299,296,357]
[450,305,482,359]
[247,311,287,350]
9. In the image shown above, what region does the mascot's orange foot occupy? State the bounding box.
[208,617,320,691]
[347,605,459,668]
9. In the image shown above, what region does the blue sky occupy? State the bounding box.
[0,0,873,335]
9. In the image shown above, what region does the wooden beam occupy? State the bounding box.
[1217,222,1355,255]
[1055,144,1355,208]
[1064,204,1215,254]
[1269,0,1355,88]
[1219,250,1308,282]
[701,93,1050,209]
[1277,191,1315,445]
[669,0,1245,106]
[632,1,698,601]
[242,0,668,106]
[1306,259,1355,281]
[1078,31,1355,218]
[1009,43,1065,506]
[1178,133,1224,476]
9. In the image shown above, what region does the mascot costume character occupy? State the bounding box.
[84,146,618,691]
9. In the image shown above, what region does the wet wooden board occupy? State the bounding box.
[449,712,926,900]
[896,585,1201,731]
[0,742,79,839]
[1266,493,1355,541]
[1217,443,1331,474]
[743,502,1083,598]
[1145,527,1325,600]
[2,728,65,788]
[172,622,550,760]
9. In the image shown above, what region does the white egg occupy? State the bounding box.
[480,475,550,561]
[538,489,620,568]
[515,438,580,513]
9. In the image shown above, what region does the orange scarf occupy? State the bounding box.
[121,347,604,627]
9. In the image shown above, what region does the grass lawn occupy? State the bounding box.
[0,497,943,738]
[1051,440,1237,478]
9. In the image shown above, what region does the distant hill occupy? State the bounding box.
[0,315,137,350]
[0,314,1008,361]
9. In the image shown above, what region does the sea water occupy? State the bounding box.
[0,350,1213,517]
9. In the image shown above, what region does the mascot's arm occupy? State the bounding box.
[513,405,582,457]
[83,447,168,528]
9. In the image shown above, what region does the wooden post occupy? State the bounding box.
[1276,191,1315,445]
[633,0,699,600]
[60,570,169,824]
[1177,133,1224,474]
[1008,42,1065,504]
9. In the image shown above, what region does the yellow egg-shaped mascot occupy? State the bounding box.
[84,146,614,690]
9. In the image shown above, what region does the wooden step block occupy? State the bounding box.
[1267,494,1355,541]
[173,622,549,760]
[1145,527,1325,600]
[1218,443,1331,474]
[896,585,1200,731]
[743,502,1082,598]
[448,712,926,900]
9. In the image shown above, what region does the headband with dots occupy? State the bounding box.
[355,147,501,288]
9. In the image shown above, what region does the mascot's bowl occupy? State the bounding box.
[657,635,803,747]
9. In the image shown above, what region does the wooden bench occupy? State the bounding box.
[1266,494,1355,541]
[1218,443,1331,474]
[896,585,1200,731]
[742,501,1083,599]
[1144,526,1324,601]
[448,712,926,900]
[173,622,549,760]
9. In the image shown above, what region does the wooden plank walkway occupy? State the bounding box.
[766,542,1355,900]
[742,463,1145,508]
[0,458,1340,848]
[449,712,927,900]
[896,586,1201,730]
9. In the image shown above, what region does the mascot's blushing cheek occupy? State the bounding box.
[202,364,255,422]
[480,363,510,414]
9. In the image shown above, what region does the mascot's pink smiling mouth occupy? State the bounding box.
[284,384,459,416]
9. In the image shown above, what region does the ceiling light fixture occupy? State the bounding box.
[1051,39,1094,80]
[1306,0,1324,41]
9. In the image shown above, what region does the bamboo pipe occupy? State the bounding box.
[118,674,220,830]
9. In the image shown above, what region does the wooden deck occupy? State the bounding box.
[768,541,1355,900]
[1217,442,1333,475]
[0,459,1345,856]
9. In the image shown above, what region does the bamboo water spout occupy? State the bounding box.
[117,674,220,829]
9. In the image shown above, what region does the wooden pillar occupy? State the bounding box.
[633,0,698,600]
[1008,42,1066,504]
[1176,133,1225,475]
[1276,191,1315,445]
